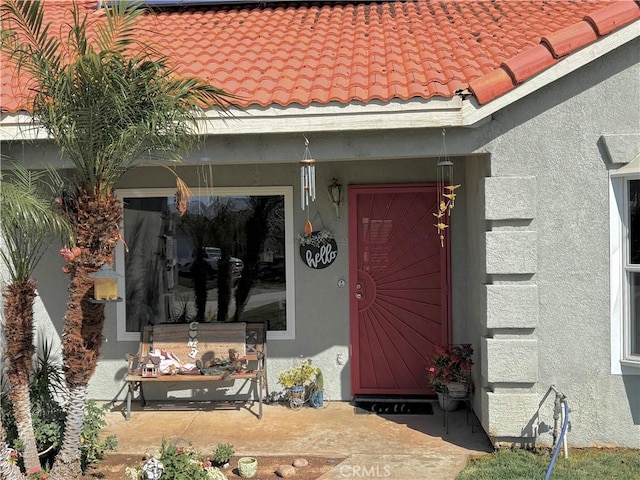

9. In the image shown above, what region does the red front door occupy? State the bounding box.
[348,184,450,396]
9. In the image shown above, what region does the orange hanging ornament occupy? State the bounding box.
[304,220,313,235]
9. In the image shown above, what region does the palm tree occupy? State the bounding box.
[1,1,233,477]
[0,165,71,476]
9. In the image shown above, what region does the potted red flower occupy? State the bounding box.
[426,344,473,410]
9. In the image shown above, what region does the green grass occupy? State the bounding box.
[456,448,640,480]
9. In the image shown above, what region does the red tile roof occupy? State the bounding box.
[1,0,639,113]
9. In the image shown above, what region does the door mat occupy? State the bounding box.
[353,396,434,415]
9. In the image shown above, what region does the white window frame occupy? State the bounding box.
[115,186,296,342]
[610,171,640,371]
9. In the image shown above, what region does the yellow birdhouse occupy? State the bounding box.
[89,264,122,301]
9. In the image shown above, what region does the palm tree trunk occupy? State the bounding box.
[2,282,39,473]
[49,265,102,479]
[49,385,87,479]
[6,385,37,475]
[51,192,122,479]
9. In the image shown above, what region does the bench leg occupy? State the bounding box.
[139,382,146,407]
[126,383,133,421]
[258,375,263,419]
[126,382,146,420]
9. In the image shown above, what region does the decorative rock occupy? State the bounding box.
[275,464,296,477]
[292,458,308,468]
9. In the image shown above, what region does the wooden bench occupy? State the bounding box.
[125,321,267,420]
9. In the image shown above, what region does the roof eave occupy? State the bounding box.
[461,19,640,127]
[196,96,468,135]
[0,96,466,141]
[1,20,637,141]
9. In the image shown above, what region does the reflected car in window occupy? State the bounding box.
[178,247,244,283]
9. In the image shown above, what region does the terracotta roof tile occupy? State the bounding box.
[502,44,559,84]
[542,21,599,58]
[1,0,639,113]
[468,67,514,105]
[585,0,640,35]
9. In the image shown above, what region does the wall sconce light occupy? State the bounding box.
[89,263,122,302]
[327,177,343,219]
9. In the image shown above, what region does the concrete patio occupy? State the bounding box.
[102,399,493,479]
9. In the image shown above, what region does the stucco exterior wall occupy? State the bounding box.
[1,36,638,448]
[477,37,640,447]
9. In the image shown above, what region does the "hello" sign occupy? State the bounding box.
[299,231,338,269]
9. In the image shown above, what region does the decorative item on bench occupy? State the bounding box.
[197,348,248,377]
[140,355,160,378]
[187,321,199,360]
[152,349,182,375]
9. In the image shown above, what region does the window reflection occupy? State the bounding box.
[123,194,286,332]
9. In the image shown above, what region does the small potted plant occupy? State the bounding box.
[425,344,473,410]
[212,442,234,468]
[277,359,318,409]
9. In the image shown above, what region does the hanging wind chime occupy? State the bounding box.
[434,129,461,247]
[300,136,316,234]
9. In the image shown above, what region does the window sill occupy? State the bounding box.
[620,359,640,369]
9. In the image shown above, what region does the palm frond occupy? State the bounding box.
[2,0,235,199]
[0,164,72,282]
[95,0,148,53]
[1,0,63,80]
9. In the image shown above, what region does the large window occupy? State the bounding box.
[625,179,639,359]
[611,172,640,369]
[115,187,295,341]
